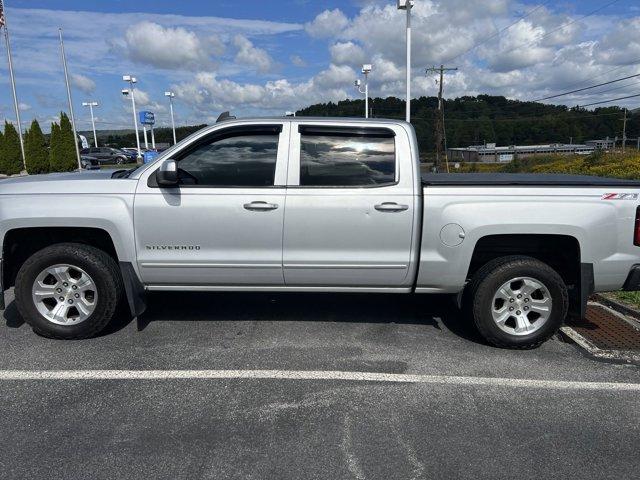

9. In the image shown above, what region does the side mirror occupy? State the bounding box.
[156,159,178,187]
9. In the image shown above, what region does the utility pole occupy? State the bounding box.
[426,64,457,172]
[622,108,627,153]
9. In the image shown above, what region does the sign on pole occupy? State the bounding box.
[139,111,155,126]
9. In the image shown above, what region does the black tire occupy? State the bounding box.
[464,255,568,349]
[14,243,123,339]
[116,156,126,165]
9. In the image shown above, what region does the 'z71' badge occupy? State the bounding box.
[601,193,638,200]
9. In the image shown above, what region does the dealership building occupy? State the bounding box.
[447,143,596,163]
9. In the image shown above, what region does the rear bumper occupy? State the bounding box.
[622,265,640,291]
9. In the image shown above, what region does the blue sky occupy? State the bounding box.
[1,0,639,132]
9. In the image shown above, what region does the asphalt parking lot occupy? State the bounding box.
[1,290,639,480]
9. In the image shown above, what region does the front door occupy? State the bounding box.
[282,123,417,288]
[134,122,289,286]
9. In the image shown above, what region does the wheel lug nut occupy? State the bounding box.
[516,310,521,315]
[67,299,73,304]
[74,293,80,298]
[524,298,529,302]
[72,285,77,290]
[56,288,62,293]
[524,306,529,311]
[509,298,515,303]
[517,294,522,299]
[59,296,64,301]
[63,282,68,287]
[509,307,514,311]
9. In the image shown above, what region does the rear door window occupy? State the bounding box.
[298,126,396,187]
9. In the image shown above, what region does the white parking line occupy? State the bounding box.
[0,369,638,391]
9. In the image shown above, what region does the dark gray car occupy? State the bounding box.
[80,147,129,165]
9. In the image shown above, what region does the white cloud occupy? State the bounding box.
[305,8,349,38]
[173,63,355,115]
[290,55,307,67]
[122,21,216,70]
[233,34,275,73]
[330,42,366,66]
[18,103,31,111]
[71,73,96,93]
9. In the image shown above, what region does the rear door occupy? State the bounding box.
[282,123,416,288]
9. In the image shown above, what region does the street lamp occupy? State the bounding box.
[122,75,142,160]
[164,91,177,145]
[397,0,414,123]
[354,64,372,118]
[82,101,99,147]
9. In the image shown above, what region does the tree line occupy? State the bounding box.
[0,112,79,176]
[296,95,639,154]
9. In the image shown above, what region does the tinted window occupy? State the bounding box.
[177,133,279,187]
[300,133,395,186]
[89,148,100,154]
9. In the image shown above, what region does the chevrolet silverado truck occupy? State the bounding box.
[1,115,640,348]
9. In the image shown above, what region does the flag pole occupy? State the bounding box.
[58,28,82,171]
[1,0,26,170]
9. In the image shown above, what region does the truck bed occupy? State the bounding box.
[421,173,640,187]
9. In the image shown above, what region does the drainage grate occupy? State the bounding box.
[567,304,640,351]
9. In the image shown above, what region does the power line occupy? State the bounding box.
[499,0,622,58]
[445,1,551,64]
[588,80,640,97]
[548,57,640,92]
[532,73,640,101]
[580,93,640,107]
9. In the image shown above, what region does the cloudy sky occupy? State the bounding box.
[0,0,638,131]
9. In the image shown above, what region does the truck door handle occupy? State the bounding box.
[374,202,409,212]
[244,201,279,211]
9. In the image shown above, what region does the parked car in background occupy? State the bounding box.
[121,148,142,160]
[79,147,130,165]
[80,155,100,170]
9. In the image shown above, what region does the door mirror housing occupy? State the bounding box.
[156,159,179,187]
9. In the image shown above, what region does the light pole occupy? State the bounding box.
[164,91,177,145]
[354,64,372,118]
[122,75,141,160]
[397,0,414,123]
[82,101,99,147]
[59,28,82,171]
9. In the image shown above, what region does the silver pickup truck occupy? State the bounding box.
[2,116,640,348]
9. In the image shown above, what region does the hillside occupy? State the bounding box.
[296,95,639,154]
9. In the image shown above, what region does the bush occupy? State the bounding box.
[1,121,24,175]
[49,122,62,172]
[24,119,49,174]
[451,150,640,180]
[0,129,4,174]
[49,112,78,172]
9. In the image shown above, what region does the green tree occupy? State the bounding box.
[50,113,77,172]
[1,121,24,175]
[48,122,62,172]
[0,129,4,175]
[24,119,49,174]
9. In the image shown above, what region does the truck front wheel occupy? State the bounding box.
[465,256,568,349]
[14,243,123,339]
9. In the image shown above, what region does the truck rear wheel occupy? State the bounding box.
[465,256,568,349]
[14,243,123,339]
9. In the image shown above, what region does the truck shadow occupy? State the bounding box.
[2,291,485,345]
[133,292,486,344]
